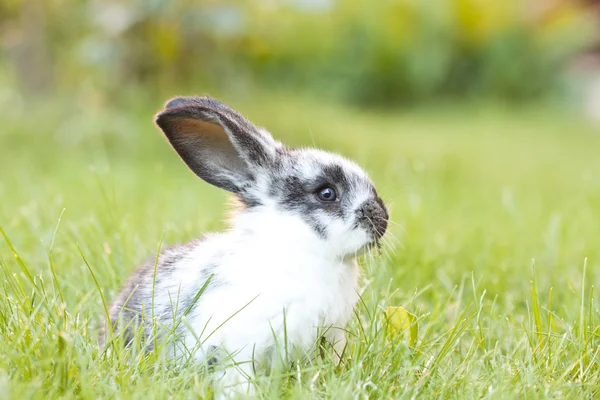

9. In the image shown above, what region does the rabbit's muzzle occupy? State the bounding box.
[356,197,388,240]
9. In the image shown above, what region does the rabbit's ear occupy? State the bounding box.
[155,96,279,193]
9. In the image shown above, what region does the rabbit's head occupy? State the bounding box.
[156,96,388,258]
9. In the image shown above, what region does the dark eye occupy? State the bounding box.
[317,186,337,202]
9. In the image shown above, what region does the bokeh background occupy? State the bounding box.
[2,1,600,398]
[2,0,600,105]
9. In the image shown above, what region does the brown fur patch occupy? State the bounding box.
[226,195,247,225]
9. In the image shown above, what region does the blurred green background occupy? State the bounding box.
[1,0,599,105]
[3,1,600,398]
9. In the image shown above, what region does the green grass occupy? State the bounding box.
[1,92,600,398]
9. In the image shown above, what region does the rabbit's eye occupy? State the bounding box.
[317,186,337,202]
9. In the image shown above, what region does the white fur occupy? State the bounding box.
[146,206,362,395]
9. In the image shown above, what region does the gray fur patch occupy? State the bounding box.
[355,197,388,239]
[267,155,374,238]
[102,239,207,348]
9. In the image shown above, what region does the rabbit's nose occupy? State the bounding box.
[356,197,388,239]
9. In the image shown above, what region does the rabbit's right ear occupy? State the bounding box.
[155,96,279,194]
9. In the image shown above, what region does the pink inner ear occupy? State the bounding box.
[173,119,231,150]
[170,118,245,171]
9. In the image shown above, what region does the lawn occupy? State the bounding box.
[1,92,600,398]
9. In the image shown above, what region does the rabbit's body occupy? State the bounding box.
[103,96,388,395]
[111,210,358,361]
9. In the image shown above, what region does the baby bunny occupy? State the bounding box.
[102,96,388,396]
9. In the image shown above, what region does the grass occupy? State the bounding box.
[1,90,600,398]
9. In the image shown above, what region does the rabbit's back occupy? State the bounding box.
[102,236,219,347]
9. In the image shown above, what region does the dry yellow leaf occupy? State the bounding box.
[384,306,418,347]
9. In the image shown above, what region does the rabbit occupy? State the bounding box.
[101,96,389,396]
